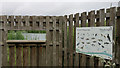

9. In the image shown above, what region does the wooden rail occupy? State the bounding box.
[6,40,46,44]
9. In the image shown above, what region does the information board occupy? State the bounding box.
[76,26,113,60]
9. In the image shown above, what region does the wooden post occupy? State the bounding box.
[52,16,57,66]
[15,16,22,66]
[23,16,30,66]
[68,14,74,66]
[110,8,116,64]
[30,16,37,66]
[80,12,87,67]
[116,7,120,65]
[2,16,8,66]
[88,11,95,67]
[0,16,3,68]
[59,16,63,66]
[63,15,67,66]
[74,13,80,67]
[46,16,51,66]
[106,7,116,63]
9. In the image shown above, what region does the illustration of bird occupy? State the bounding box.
[82,42,84,44]
[95,34,97,36]
[93,41,96,43]
[81,46,84,49]
[102,46,104,48]
[77,42,80,46]
[101,34,103,36]
[81,37,84,39]
[107,34,111,42]
[92,44,95,46]
[104,42,109,44]
[91,37,95,39]
[98,42,101,45]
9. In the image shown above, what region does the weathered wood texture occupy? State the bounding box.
[96,9,105,67]
[30,45,37,66]
[116,7,120,65]
[0,7,120,67]
[74,13,80,67]
[88,10,95,67]
[2,16,8,67]
[16,45,23,66]
[58,16,63,66]
[68,14,74,66]
[0,16,3,68]
[80,12,87,67]
[63,15,68,66]
[9,45,15,66]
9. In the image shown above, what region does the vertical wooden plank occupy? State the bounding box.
[106,7,116,63]
[30,45,37,66]
[9,45,15,66]
[74,13,80,67]
[16,45,23,66]
[94,57,98,67]
[8,16,14,29]
[86,55,90,66]
[23,16,30,67]
[96,9,105,67]
[68,14,74,66]
[25,16,29,30]
[63,15,68,66]
[96,9,105,26]
[98,58,104,68]
[42,45,46,66]
[40,16,44,30]
[56,45,59,66]
[88,11,95,27]
[80,12,87,67]
[50,45,53,66]
[43,16,46,29]
[81,12,87,27]
[59,16,63,66]
[31,16,36,30]
[0,16,3,68]
[23,45,29,66]
[110,7,116,64]
[0,45,2,68]
[116,7,120,65]
[2,16,8,66]
[80,54,87,67]
[88,11,95,67]
[52,16,57,66]
[15,16,22,29]
[106,9,110,26]
[46,16,51,66]
[29,16,32,30]
[38,45,42,66]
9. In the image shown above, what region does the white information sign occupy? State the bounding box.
[76,26,113,60]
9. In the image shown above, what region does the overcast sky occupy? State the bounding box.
[0,0,120,16]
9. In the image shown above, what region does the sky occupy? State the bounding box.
[0,0,120,16]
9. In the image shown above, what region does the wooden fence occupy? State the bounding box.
[0,7,120,67]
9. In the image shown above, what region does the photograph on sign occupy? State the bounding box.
[76,26,113,60]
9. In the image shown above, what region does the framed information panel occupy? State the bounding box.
[76,26,113,60]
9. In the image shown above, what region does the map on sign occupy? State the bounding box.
[76,26,113,60]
